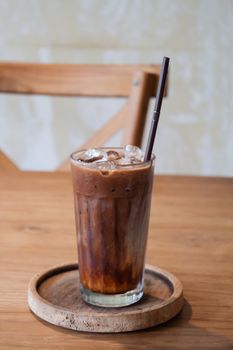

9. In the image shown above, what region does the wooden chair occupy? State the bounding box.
[0,150,19,173]
[0,63,166,171]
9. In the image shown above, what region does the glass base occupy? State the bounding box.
[80,283,143,308]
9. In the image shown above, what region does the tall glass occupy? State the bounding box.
[70,148,155,307]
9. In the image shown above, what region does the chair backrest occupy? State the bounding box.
[0,150,19,172]
[0,63,166,171]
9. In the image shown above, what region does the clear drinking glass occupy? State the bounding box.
[70,148,155,307]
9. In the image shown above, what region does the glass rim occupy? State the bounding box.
[70,147,155,168]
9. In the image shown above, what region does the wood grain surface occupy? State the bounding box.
[0,172,233,349]
[0,63,160,97]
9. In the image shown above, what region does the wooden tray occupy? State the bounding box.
[28,263,183,333]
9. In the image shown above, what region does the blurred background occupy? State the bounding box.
[0,0,232,175]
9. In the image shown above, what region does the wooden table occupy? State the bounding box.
[1,172,233,349]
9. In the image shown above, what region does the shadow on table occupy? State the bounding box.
[35,299,232,349]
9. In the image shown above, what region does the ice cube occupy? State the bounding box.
[106,150,121,161]
[117,157,130,165]
[124,145,144,161]
[84,156,103,163]
[84,148,101,158]
[82,148,107,163]
[118,157,142,166]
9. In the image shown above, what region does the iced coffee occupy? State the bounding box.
[70,146,154,307]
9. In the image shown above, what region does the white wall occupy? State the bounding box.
[0,0,232,175]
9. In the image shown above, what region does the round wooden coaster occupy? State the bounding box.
[28,263,183,333]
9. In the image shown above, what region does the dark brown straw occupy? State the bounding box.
[144,56,170,161]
